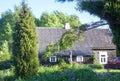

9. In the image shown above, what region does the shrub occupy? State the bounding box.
[59,59,70,69]
[74,68,97,81]
[88,64,104,69]
[0,60,13,70]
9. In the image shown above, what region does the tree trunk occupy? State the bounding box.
[69,50,72,63]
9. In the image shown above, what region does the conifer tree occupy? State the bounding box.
[13,1,39,77]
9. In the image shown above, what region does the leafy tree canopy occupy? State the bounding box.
[0,10,15,41]
[35,11,82,28]
[57,0,120,56]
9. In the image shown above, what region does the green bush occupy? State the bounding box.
[88,64,104,69]
[59,59,71,70]
[74,68,97,81]
[0,41,11,62]
[1,64,120,81]
[0,60,13,70]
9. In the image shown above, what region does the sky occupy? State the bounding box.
[0,0,109,28]
[0,0,101,23]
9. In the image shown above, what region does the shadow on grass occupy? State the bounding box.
[96,72,120,81]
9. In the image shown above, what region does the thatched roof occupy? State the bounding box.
[37,27,116,56]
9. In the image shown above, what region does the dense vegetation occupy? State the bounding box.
[58,0,120,56]
[12,1,39,77]
[35,11,81,28]
[43,29,84,60]
[1,0,120,80]
[1,63,120,81]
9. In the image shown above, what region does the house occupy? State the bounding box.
[37,27,116,65]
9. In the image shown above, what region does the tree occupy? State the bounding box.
[3,23,12,41]
[34,18,41,27]
[39,12,62,27]
[0,41,10,61]
[78,0,120,56]
[35,11,81,28]
[58,0,120,56]
[13,1,39,77]
[43,29,83,60]
[0,10,15,59]
[0,10,15,41]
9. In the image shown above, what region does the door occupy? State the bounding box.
[99,51,108,64]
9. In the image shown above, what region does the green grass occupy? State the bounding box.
[1,64,120,81]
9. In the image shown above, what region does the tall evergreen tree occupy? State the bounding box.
[13,1,39,77]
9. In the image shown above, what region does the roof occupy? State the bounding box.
[37,27,116,56]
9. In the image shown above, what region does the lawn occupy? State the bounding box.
[0,63,120,81]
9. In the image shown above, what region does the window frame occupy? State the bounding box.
[99,51,108,64]
[49,56,57,62]
[76,55,83,62]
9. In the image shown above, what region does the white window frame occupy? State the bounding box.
[99,51,108,64]
[49,56,57,62]
[76,56,83,62]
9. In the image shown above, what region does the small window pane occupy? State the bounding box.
[49,56,57,62]
[76,56,83,62]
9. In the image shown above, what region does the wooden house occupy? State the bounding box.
[37,27,116,65]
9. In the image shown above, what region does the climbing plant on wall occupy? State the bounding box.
[43,28,84,59]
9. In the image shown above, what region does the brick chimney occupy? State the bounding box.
[64,23,70,29]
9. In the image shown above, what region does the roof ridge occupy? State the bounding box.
[36,27,64,29]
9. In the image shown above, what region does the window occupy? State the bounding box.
[76,56,83,62]
[99,51,108,64]
[49,56,57,62]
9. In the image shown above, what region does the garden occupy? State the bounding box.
[0,61,120,81]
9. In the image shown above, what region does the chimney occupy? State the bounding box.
[64,23,70,29]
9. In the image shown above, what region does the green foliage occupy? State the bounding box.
[0,10,17,60]
[77,1,104,18]
[35,11,81,28]
[34,18,40,27]
[12,1,39,78]
[1,64,120,81]
[43,43,55,59]
[76,0,120,56]
[88,64,104,69]
[0,68,14,81]
[1,23,12,41]
[93,54,99,64]
[36,12,62,27]
[59,59,70,69]
[0,60,13,70]
[0,36,12,71]
[0,10,15,42]
[0,10,16,29]
[44,29,83,58]
[104,0,120,56]
[57,29,82,52]
[58,0,120,56]
[0,41,10,61]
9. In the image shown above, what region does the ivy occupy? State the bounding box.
[43,29,84,59]
[44,43,55,60]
